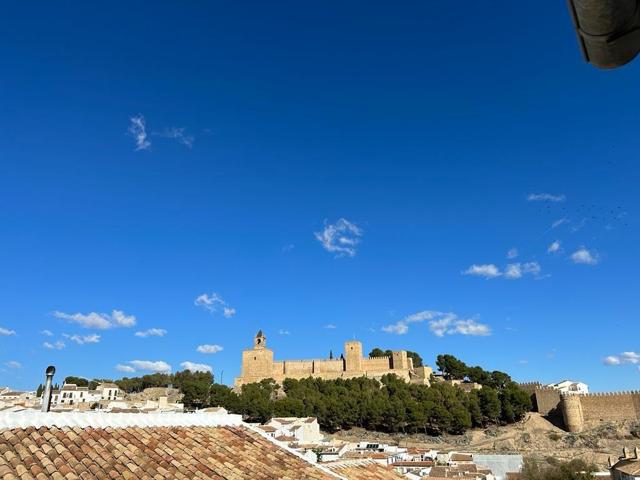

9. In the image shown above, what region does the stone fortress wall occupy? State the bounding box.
[234,331,432,388]
[561,391,640,432]
[521,382,640,433]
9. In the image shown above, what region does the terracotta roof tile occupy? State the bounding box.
[0,426,338,479]
[326,460,406,480]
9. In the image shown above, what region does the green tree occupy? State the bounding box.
[173,370,213,410]
[436,354,468,380]
[64,376,88,387]
[407,351,423,367]
[36,384,44,397]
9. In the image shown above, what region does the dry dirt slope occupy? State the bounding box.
[329,413,640,468]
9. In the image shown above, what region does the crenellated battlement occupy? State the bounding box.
[234,331,430,388]
[560,390,640,433]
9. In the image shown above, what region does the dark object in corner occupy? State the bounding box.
[567,0,640,68]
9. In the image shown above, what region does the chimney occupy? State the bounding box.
[635,446,639,460]
[623,446,629,459]
[41,365,56,413]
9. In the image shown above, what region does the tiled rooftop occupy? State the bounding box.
[0,425,339,479]
[325,460,406,480]
[0,411,347,479]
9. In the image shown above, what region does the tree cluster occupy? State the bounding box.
[209,369,531,435]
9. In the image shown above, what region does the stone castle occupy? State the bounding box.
[520,382,640,433]
[234,330,433,388]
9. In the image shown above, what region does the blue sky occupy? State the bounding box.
[1,2,638,392]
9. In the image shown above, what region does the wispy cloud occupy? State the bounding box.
[547,240,562,254]
[463,264,501,279]
[43,341,65,350]
[116,364,135,373]
[53,310,136,329]
[504,262,541,280]
[126,360,172,373]
[196,344,223,354]
[64,333,101,345]
[278,329,291,335]
[507,248,518,259]
[552,218,568,229]
[464,262,542,280]
[324,324,337,329]
[135,328,167,338]
[570,247,599,265]
[382,310,491,337]
[158,127,194,148]
[282,244,295,253]
[194,293,236,318]
[527,193,566,202]
[0,327,16,336]
[180,361,212,373]
[40,329,54,337]
[4,361,21,369]
[315,218,363,257]
[128,114,151,151]
[604,352,640,366]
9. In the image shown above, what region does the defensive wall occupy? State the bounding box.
[561,391,640,433]
[520,382,640,433]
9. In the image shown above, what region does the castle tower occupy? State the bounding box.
[391,351,409,370]
[254,330,267,349]
[561,394,584,433]
[236,330,274,387]
[344,341,363,372]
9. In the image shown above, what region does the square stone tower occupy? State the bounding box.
[240,330,274,381]
[344,340,363,372]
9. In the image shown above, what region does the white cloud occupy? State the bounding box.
[604,352,640,366]
[463,264,501,278]
[504,263,522,279]
[527,193,566,202]
[196,344,223,354]
[116,364,136,373]
[383,310,491,337]
[195,293,236,318]
[180,361,212,373]
[40,329,54,337]
[0,327,16,336]
[507,248,518,259]
[64,334,101,345]
[278,329,291,335]
[43,341,65,350]
[571,247,599,265]
[603,356,621,366]
[128,114,151,151]
[552,218,568,229]
[315,218,363,257]
[4,361,21,369]
[324,324,337,329]
[547,240,561,253]
[53,310,136,329]
[135,328,167,338]
[128,360,172,373]
[504,261,541,280]
[159,127,194,148]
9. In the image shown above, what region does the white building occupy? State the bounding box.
[547,380,589,395]
[51,383,124,408]
[260,417,324,444]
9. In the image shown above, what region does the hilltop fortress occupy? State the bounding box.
[234,330,433,388]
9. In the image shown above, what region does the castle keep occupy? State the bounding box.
[234,330,433,388]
